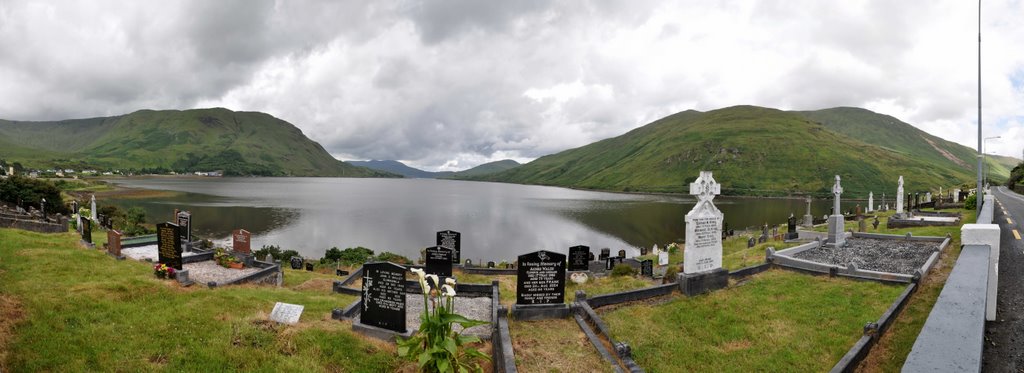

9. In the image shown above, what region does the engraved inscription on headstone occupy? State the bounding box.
[599,248,610,261]
[568,245,590,271]
[516,250,566,305]
[425,246,453,277]
[269,302,304,325]
[290,256,304,270]
[176,211,192,243]
[641,260,653,277]
[232,229,251,254]
[361,262,407,333]
[436,230,461,264]
[658,250,669,266]
[157,222,183,270]
[684,171,724,274]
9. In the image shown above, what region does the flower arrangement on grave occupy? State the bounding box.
[397,268,489,373]
[153,263,176,279]
[214,248,238,268]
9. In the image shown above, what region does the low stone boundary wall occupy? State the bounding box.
[586,283,676,309]
[831,283,917,372]
[494,306,517,373]
[769,233,949,284]
[462,267,517,275]
[207,261,281,288]
[0,215,68,233]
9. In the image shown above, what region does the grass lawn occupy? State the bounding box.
[600,269,906,372]
[638,234,797,272]
[508,318,613,373]
[0,228,411,372]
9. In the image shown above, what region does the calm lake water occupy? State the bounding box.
[105,177,864,262]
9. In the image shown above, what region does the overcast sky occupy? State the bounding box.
[1,1,1021,171]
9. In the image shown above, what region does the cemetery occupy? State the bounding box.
[0,172,979,372]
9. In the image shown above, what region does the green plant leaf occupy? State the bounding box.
[417,351,431,367]
[444,337,458,356]
[457,335,482,345]
[438,358,451,373]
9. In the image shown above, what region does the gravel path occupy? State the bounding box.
[404,294,492,338]
[184,261,262,285]
[792,237,939,274]
[122,244,200,262]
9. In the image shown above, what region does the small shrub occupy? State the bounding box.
[374,251,411,264]
[321,247,343,264]
[281,250,300,262]
[612,264,636,277]
[338,247,374,265]
[253,245,282,260]
[965,194,977,210]
[663,266,679,284]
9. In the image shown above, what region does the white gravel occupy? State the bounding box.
[404,294,493,338]
[122,244,200,262]
[183,261,263,285]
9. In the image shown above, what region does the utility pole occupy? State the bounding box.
[976,0,983,212]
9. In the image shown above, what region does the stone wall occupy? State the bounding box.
[0,215,68,233]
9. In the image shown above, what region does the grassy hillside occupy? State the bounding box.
[0,108,394,177]
[444,159,521,178]
[477,106,982,196]
[351,159,521,179]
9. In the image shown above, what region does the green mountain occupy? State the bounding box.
[350,159,521,179]
[0,108,395,177]
[475,105,1015,196]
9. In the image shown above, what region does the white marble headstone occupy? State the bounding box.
[683,171,723,274]
[269,302,304,325]
[867,192,874,212]
[658,251,669,266]
[895,176,905,214]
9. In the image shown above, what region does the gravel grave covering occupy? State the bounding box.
[792,237,940,274]
[122,244,199,261]
[404,294,492,338]
[183,261,263,285]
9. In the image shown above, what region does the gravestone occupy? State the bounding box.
[640,246,648,256]
[599,248,610,261]
[107,229,122,257]
[867,192,874,212]
[658,250,669,266]
[858,218,867,232]
[589,252,595,261]
[436,230,461,264]
[425,246,453,277]
[90,195,97,223]
[827,175,846,247]
[157,222,183,270]
[232,229,251,254]
[176,211,192,243]
[872,216,880,229]
[896,176,905,216]
[487,261,495,268]
[289,256,304,270]
[759,223,769,243]
[617,249,626,259]
[568,245,590,271]
[81,218,92,244]
[336,269,349,277]
[926,192,932,203]
[747,237,755,248]
[516,250,566,305]
[305,263,314,271]
[71,200,79,216]
[465,259,472,267]
[786,214,798,240]
[641,260,653,277]
[269,302,304,325]
[680,171,728,296]
[360,262,407,333]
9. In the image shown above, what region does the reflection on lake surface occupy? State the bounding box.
[106,177,864,262]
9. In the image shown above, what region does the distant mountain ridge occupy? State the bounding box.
[472,105,1020,196]
[0,108,395,177]
[349,159,521,179]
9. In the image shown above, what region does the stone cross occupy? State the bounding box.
[683,171,724,275]
[831,175,843,217]
[690,171,721,204]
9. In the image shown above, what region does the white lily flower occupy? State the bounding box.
[441,284,456,298]
[425,274,439,290]
[445,277,456,286]
[410,268,428,295]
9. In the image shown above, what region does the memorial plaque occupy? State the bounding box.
[599,248,610,261]
[176,211,192,243]
[232,229,251,254]
[107,229,122,256]
[516,250,566,305]
[157,222,183,270]
[684,171,723,274]
[269,302,304,325]
[81,218,92,244]
[425,246,453,277]
[641,260,653,277]
[361,262,407,333]
[568,245,590,271]
[436,230,461,264]
[290,256,303,270]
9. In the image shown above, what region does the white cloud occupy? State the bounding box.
[1,0,1022,171]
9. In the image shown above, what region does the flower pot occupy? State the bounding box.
[229,262,244,269]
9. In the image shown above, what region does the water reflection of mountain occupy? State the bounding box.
[554,201,687,249]
[107,195,298,239]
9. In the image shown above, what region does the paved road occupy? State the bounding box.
[983,187,1024,372]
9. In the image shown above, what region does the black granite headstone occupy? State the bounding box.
[305,263,314,271]
[640,246,648,256]
[361,262,407,333]
[599,248,610,261]
[487,261,495,268]
[290,257,303,270]
[176,211,192,243]
[156,222,183,270]
[617,249,626,259]
[336,269,349,277]
[605,258,614,271]
[81,218,92,244]
[516,250,566,305]
[568,245,590,271]
[436,230,461,264]
[641,260,653,277]
[589,252,595,261]
[425,246,453,277]
[747,237,755,248]
[465,259,472,267]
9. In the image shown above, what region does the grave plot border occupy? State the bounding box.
[830,283,917,373]
[768,233,950,284]
[206,259,282,288]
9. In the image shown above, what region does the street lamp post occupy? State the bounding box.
[976,0,983,212]
[984,136,1000,188]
